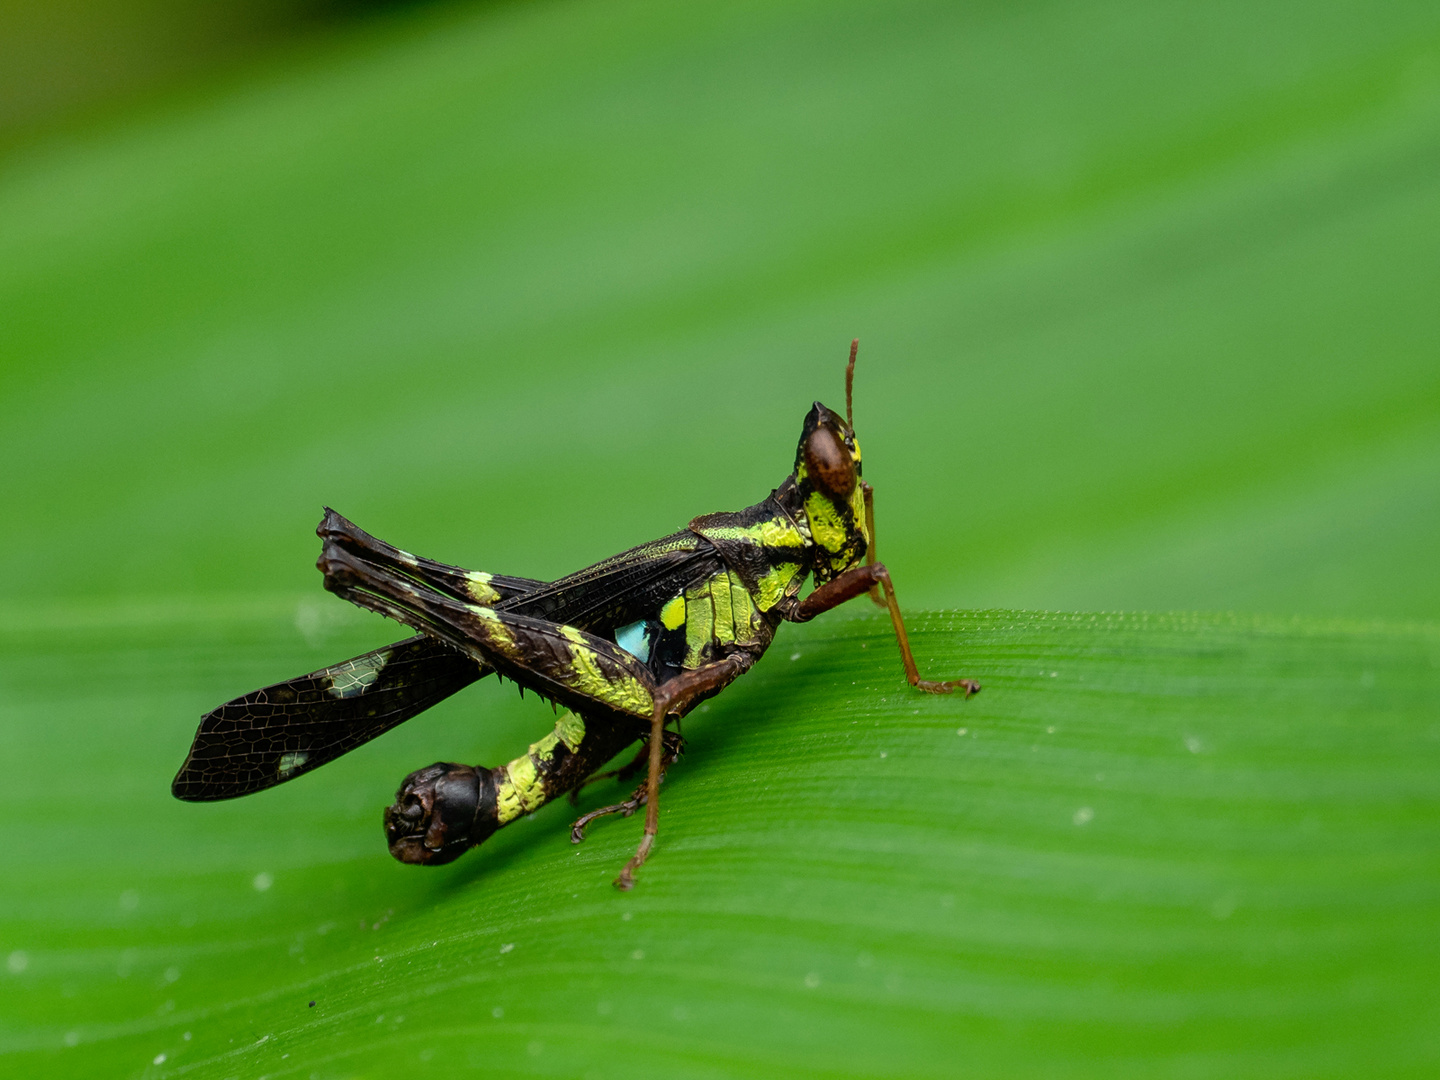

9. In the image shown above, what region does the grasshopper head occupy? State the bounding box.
[789,340,870,582]
[797,401,860,498]
[794,400,869,583]
[384,762,496,865]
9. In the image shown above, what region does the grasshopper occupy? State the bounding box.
[173,342,978,888]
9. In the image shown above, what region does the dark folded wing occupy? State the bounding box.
[502,531,724,633]
[172,635,485,801]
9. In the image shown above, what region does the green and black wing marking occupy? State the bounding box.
[171,636,483,801]
[172,510,547,801]
[173,509,725,801]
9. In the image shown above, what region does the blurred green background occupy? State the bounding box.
[1,1,1438,1077]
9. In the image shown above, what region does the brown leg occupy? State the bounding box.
[568,742,649,806]
[610,655,753,890]
[795,562,979,697]
[569,732,682,834]
[613,705,666,890]
[861,482,885,607]
[570,790,642,842]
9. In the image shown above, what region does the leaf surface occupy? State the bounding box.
[2,610,1437,1077]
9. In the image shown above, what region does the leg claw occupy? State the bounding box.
[613,832,655,890]
[570,794,644,844]
[914,677,980,696]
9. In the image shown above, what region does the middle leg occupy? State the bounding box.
[569,729,684,829]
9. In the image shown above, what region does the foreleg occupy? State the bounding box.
[793,562,979,696]
[860,482,885,607]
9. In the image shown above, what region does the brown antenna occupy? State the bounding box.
[845,338,859,428]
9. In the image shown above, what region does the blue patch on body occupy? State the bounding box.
[614,619,654,663]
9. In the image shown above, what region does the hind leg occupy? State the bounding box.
[612,655,752,890]
[319,540,660,722]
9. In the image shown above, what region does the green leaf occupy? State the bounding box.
[3,1,1440,1076]
[3,610,1437,1076]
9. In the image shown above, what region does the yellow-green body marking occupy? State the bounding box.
[495,710,590,824]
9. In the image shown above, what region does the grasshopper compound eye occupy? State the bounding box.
[803,423,856,499]
[384,763,495,865]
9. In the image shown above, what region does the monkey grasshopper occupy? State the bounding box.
[173,342,979,889]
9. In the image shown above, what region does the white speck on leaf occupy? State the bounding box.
[631,949,645,960]
[500,943,514,954]
[1185,736,1203,754]
[253,872,273,892]
[956,727,967,736]
[492,1006,504,1019]
[790,652,801,661]
[7,951,27,974]
[153,1053,165,1065]
[1074,807,1094,826]
[804,972,821,988]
